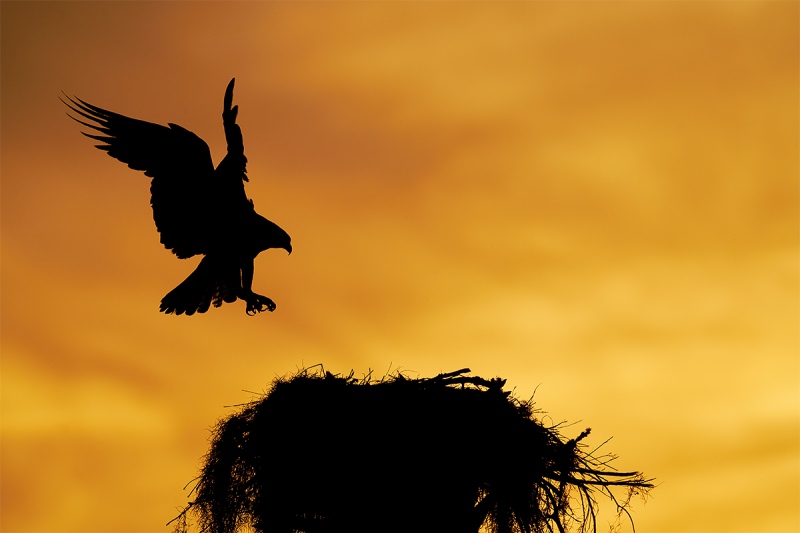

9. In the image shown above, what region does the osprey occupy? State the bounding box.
[63,79,291,315]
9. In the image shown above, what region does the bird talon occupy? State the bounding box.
[245,295,276,315]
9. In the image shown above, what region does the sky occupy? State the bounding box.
[1,1,798,531]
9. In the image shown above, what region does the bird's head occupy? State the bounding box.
[254,215,292,255]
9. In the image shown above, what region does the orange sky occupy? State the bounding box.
[1,2,798,531]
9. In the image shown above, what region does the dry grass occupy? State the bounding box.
[172,367,653,533]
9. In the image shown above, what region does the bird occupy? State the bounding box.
[62,79,291,316]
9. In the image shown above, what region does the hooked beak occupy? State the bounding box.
[285,243,292,255]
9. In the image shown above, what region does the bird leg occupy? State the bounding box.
[240,258,275,315]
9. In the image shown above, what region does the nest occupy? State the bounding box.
[172,367,653,533]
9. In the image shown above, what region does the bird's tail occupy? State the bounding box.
[160,257,239,316]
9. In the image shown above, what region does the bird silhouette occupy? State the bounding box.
[62,79,291,316]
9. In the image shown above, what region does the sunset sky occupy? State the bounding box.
[1,2,798,531]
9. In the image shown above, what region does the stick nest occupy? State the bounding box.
[172,367,653,533]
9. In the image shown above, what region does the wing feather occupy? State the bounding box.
[62,94,215,258]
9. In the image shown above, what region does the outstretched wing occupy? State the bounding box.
[62,95,216,259]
